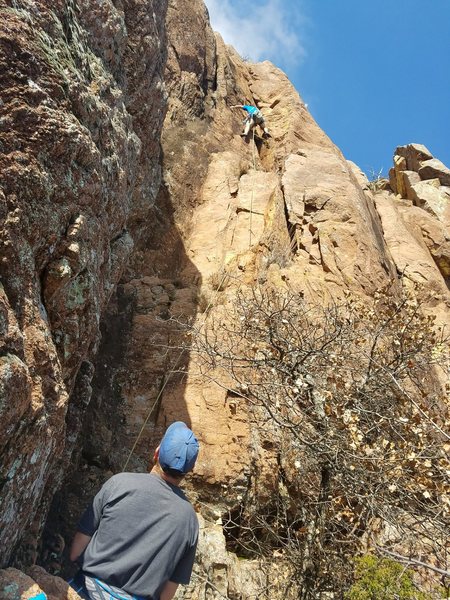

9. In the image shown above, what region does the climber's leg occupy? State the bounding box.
[242,116,253,137]
[256,116,270,137]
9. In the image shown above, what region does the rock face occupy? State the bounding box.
[0,566,81,600]
[0,0,449,597]
[386,143,450,321]
[0,0,168,564]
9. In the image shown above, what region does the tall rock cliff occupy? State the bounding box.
[0,0,448,597]
[0,0,168,563]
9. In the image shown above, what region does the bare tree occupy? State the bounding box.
[188,284,449,598]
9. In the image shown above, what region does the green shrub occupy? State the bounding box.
[346,555,432,600]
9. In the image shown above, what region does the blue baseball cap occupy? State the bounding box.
[159,421,199,474]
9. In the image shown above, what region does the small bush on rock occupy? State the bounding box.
[346,555,434,600]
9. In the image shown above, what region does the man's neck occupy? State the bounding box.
[151,464,183,487]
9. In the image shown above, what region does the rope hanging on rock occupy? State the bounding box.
[124,116,265,469]
[122,269,232,471]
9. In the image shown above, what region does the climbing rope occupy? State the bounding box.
[249,128,256,249]
[123,113,266,469]
[122,348,185,471]
[122,268,232,471]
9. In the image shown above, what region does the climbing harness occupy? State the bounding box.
[86,576,147,600]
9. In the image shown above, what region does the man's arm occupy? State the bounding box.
[159,581,179,600]
[70,480,111,563]
[70,532,92,562]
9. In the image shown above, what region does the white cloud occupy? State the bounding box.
[204,0,307,67]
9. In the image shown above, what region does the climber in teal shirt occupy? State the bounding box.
[231,103,271,138]
[241,105,259,115]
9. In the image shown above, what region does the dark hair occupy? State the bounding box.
[162,466,185,479]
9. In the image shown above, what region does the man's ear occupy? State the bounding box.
[153,445,160,463]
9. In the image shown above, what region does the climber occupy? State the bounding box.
[69,422,200,600]
[231,103,271,139]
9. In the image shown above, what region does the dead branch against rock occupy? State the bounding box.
[375,546,450,578]
[183,285,450,597]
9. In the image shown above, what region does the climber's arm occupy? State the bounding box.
[70,532,92,562]
[159,581,179,600]
[70,482,109,562]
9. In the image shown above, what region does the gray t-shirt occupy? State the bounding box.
[77,472,198,599]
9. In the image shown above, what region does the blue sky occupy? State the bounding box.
[204,0,450,177]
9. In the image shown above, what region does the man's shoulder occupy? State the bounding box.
[107,471,147,485]
[178,499,199,536]
[103,474,196,516]
[102,472,155,494]
[113,472,148,481]
[166,484,198,527]
[170,485,196,512]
